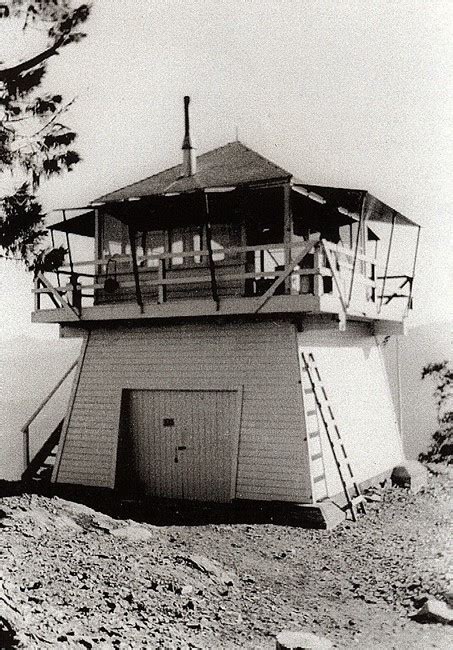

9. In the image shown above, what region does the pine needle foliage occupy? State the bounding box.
[0,0,90,266]
[419,360,453,464]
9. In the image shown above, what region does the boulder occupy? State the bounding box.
[275,629,333,649]
[411,598,453,625]
[391,461,428,493]
[184,554,237,586]
[110,524,156,542]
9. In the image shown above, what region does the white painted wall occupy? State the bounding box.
[54,319,312,502]
[298,320,404,498]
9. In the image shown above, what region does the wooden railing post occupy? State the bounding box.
[69,273,82,312]
[158,257,166,304]
[313,245,324,297]
[34,277,41,311]
[23,426,30,472]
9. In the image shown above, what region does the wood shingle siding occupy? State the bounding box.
[54,320,312,502]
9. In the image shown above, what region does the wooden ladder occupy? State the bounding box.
[301,351,366,522]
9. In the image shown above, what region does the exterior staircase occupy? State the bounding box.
[21,419,64,486]
[21,359,78,488]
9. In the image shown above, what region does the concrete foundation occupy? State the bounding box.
[293,501,346,529]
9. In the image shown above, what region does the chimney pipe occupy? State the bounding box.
[182,96,196,176]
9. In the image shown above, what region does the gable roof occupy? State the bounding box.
[96,141,291,203]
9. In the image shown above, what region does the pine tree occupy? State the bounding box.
[419,361,453,464]
[0,1,90,266]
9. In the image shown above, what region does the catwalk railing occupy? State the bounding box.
[32,240,413,321]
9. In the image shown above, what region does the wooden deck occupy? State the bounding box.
[31,239,411,329]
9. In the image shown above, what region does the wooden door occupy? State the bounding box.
[124,389,239,502]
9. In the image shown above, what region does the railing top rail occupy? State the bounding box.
[20,358,79,433]
[59,240,376,271]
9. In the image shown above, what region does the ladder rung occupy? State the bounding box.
[311,452,323,461]
[303,351,363,520]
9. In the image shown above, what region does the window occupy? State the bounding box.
[193,233,202,264]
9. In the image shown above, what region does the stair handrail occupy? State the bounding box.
[21,358,79,470]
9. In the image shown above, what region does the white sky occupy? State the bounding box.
[0,0,452,340]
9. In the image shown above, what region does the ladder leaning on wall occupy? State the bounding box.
[301,351,366,522]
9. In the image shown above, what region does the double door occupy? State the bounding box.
[123,389,239,502]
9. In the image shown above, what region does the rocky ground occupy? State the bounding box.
[0,468,452,649]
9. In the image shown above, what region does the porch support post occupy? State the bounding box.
[406,224,421,314]
[94,208,102,281]
[347,213,364,308]
[128,223,144,313]
[378,212,396,314]
[204,193,220,310]
[283,182,292,294]
[62,209,74,275]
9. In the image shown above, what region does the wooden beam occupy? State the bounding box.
[36,272,80,319]
[204,194,220,310]
[254,241,316,313]
[347,209,364,307]
[321,240,347,313]
[128,224,144,313]
[157,258,167,304]
[283,182,292,294]
[378,212,396,314]
[321,240,348,330]
[20,359,79,434]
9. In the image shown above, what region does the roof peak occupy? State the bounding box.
[95,141,291,203]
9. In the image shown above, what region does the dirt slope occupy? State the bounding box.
[1,470,452,649]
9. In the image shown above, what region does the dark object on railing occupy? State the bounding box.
[31,246,68,277]
[104,258,120,293]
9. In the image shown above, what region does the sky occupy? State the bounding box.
[0,0,452,340]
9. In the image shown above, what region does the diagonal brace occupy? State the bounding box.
[37,272,80,319]
[254,241,316,313]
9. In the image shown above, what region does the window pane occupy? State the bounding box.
[171,239,183,265]
[193,234,201,264]
[211,239,225,262]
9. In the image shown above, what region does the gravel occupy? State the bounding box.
[1,468,452,649]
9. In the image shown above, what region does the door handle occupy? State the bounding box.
[177,446,187,451]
